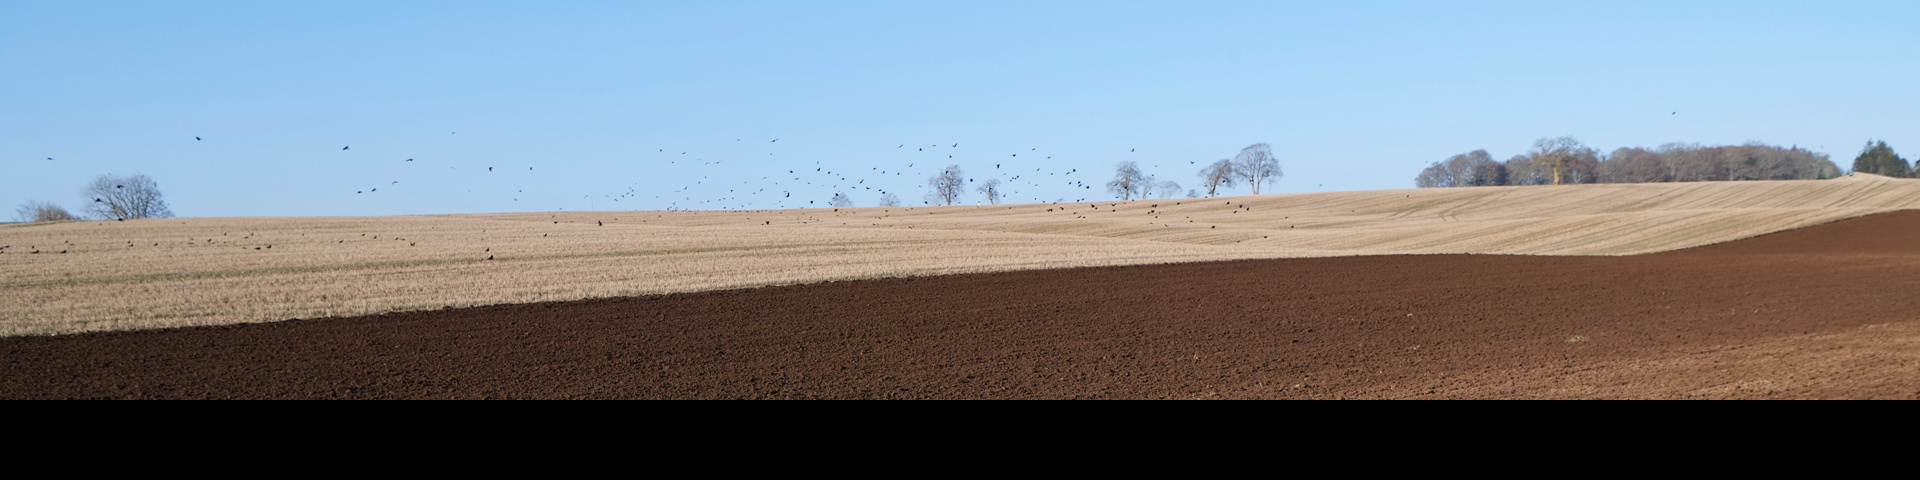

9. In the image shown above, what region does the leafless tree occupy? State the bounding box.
[1231,143,1282,194]
[1504,154,1549,185]
[830,192,855,207]
[1107,161,1147,200]
[83,173,173,220]
[1527,137,1591,185]
[1153,180,1182,198]
[1598,147,1671,183]
[877,192,901,207]
[1198,159,1237,197]
[1418,150,1506,188]
[925,164,964,206]
[14,200,76,223]
[975,178,1003,204]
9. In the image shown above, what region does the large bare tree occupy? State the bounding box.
[1232,143,1282,194]
[1107,161,1147,200]
[83,173,173,220]
[830,192,855,207]
[877,192,901,207]
[1198,159,1237,197]
[925,164,964,205]
[975,178,1003,204]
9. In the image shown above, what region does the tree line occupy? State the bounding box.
[11,173,174,223]
[1413,137,1888,188]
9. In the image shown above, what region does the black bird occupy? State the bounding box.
[953,143,958,147]
[195,137,201,141]
[343,146,349,150]
[1130,148,1135,152]
[488,167,493,171]
[406,158,414,162]
[771,139,778,142]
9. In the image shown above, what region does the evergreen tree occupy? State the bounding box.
[1851,140,1912,178]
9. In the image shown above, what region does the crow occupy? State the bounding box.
[343,146,349,150]
[195,137,201,141]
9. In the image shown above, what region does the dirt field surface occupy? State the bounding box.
[7,175,1920,336]
[6,210,1916,399]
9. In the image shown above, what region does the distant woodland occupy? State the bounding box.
[1411,137,1911,188]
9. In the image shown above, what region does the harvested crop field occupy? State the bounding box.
[6,175,1920,337]
[7,209,1918,399]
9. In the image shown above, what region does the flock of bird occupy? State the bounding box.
[310,135,1167,211]
[43,133,1225,213]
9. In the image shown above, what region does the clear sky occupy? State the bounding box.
[5,1,1916,217]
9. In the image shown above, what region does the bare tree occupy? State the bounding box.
[975,178,1003,204]
[1231,143,1282,194]
[1504,154,1549,185]
[1415,162,1448,188]
[14,200,77,223]
[925,164,964,206]
[1107,161,1147,200]
[1198,159,1237,197]
[830,192,855,207]
[1528,137,1589,185]
[1153,180,1181,198]
[83,173,173,220]
[877,192,901,207]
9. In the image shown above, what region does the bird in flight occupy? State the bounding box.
[343,146,350,150]
[195,137,201,141]
[406,158,413,162]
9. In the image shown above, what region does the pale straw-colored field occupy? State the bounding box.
[5,174,1918,336]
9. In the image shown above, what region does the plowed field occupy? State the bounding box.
[6,210,1918,399]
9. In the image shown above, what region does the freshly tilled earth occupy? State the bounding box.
[7,211,1919,399]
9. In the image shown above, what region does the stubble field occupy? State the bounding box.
[4,174,1919,337]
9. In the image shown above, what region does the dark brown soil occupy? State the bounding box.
[8,211,1920,399]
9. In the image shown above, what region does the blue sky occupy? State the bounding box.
[5,1,1916,217]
